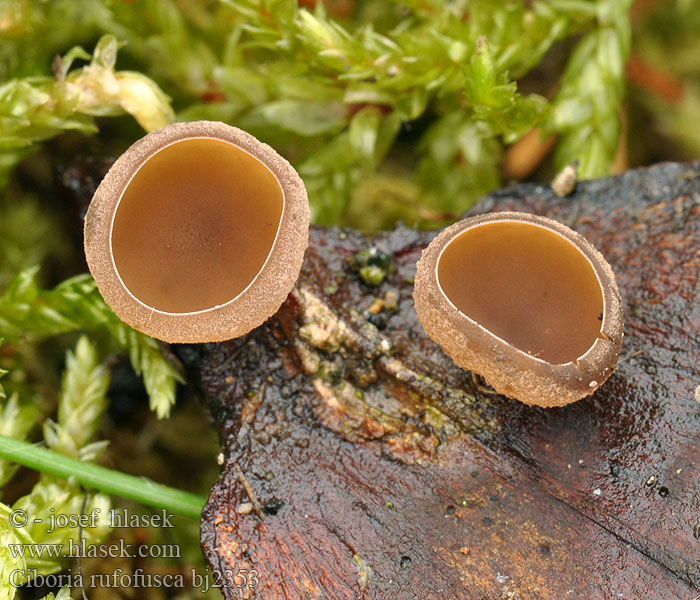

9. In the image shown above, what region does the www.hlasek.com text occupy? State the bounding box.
[8,538,181,560]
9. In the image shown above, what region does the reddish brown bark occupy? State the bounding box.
[178,161,700,599]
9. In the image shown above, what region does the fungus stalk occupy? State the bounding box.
[413,212,623,407]
[84,121,310,343]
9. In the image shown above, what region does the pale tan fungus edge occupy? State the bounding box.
[84,121,310,343]
[413,211,624,408]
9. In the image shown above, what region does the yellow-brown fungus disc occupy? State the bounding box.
[84,121,310,343]
[413,212,623,407]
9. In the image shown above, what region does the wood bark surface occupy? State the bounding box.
[176,161,700,600]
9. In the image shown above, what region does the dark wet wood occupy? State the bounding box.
[177,161,700,600]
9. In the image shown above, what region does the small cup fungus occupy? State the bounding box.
[84,121,310,343]
[413,212,623,407]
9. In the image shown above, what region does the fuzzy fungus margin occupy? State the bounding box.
[84,121,310,343]
[413,211,624,407]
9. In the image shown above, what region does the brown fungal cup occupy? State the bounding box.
[413,212,623,407]
[84,121,310,343]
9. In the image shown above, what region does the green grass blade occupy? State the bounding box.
[0,434,205,519]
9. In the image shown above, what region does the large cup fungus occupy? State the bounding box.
[413,212,623,407]
[84,121,310,343]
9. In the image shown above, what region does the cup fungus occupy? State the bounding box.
[413,212,623,407]
[84,121,310,343]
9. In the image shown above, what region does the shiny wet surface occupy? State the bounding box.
[112,138,283,313]
[179,160,700,599]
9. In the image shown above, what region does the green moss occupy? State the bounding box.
[359,265,385,287]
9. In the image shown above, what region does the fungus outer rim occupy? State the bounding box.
[413,211,623,406]
[85,120,310,343]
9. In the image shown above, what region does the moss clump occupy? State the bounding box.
[359,265,385,287]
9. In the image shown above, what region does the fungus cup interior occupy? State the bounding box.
[110,137,284,314]
[437,221,604,365]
